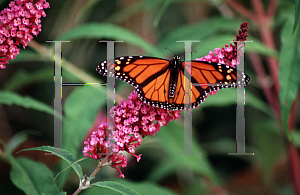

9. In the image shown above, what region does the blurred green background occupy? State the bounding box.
[0,0,299,194]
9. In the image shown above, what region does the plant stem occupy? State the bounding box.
[266,0,280,17]
[226,0,256,20]
[288,143,300,195]
[247,52,280,119]
[227,0,300,194]
[72,154,110,195]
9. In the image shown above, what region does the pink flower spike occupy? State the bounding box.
[0,0,50,69]
[82,91,182,178]
[193,21,249,98]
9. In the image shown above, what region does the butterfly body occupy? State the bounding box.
[166,55,182,99]
[96,55,250,110]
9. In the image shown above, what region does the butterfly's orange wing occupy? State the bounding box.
[97,56,173,109]
[97,57,250,110]
[170,61,250,110]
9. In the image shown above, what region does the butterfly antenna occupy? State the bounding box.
[165,47,176,55]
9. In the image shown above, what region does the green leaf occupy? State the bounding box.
[91,181,140,195]
[10,50,47,63]
[275,1,295,26]
[279,15,300,134]
[153,0,172,28]
[156,121,217,182]
[158,19,271,59]
[246,38,278,57]
[0,91,61,119]
[201,89,274,119]
[85,180,178,195]
[192,35,277,59]
[4,67,84,91]
[292,0,300,34]
[116,180,178,195]
[147,159,177,182]
[17,146,83,181]
[57,191,67,195]
[6,131,39,155]
[251,120,283,183]
[58,23,161,57]
[106,0,162,24]
[203,139,257,162]
[9,157,59,195]
[63,86,106,153]
[57,86,105,188]
[3,68,53,91]
[157,17,244,54]
[290,130,300,148]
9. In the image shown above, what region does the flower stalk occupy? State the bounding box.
[226,0,300,194]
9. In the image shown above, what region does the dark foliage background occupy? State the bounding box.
[0,0,299,194]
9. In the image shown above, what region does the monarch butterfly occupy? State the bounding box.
[96,55,250,110]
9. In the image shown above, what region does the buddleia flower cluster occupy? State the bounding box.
[83,91,181,178]
[0,0,49,69]
[197,22,249,67]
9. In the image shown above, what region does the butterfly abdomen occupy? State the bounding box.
[168,84,176,98]
[168,56,182,99]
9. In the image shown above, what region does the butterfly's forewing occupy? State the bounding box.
[177,61,250,109]
[96,56,172,109]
